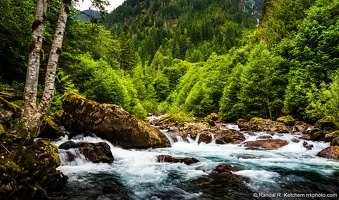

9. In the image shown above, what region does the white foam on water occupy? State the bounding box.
[54,128,339,199]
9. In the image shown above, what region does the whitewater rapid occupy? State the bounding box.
[53,124,339,199]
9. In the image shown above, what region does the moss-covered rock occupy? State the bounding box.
[277,115,295,126]
[315,116,338,130]
[324,131,339,142]
[38,116,64,139]
[0,133,67,199]
[60,93,170,149]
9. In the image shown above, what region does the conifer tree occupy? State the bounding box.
[119,24,137,71]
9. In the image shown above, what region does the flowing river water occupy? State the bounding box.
[52,123,339,200]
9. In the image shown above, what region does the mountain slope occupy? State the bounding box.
[103,0,263,64]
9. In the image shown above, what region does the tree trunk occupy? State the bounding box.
[21,0,71,140]
[21,0,48,139]
[37,0,71,123]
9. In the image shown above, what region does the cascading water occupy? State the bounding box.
[53,125,339,200]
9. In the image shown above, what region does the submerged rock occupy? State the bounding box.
[302,141,314,150]
[156,155,199,165]
[59,141,76,150]
[60,93,170,149]
[211,164,242,174]
[317,146,339,159]
[243,139,288,150]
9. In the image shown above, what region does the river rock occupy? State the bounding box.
[78,142,114,163]
[156,155,199,165]
[237,117,292,133]
[211,164,242,174]
[60,93,170,149]
[243,139,288,150]
[59,141,77,150]
[302,141,314,150]
[214,129,245,144]
[317,146,339,159]
[331,137,339,146]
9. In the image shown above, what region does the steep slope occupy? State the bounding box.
[103,0,263,63]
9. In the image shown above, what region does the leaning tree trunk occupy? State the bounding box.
[21,0,71,140]
[22,0,48,140]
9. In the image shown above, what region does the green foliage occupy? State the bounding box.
[259,0,315,47]
[281,0,339,121]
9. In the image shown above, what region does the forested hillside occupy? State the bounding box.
[1,0,339,124]
[104,0,263,64]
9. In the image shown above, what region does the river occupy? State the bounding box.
[52,124,339,200]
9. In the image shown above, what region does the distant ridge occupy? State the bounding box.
[75,9,102,22]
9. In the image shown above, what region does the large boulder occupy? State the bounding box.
[60,93,170,149]
[243,139,288,150]
[317,146,339,159]
[315,116,338,130]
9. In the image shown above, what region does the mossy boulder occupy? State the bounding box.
[0,133,67,199]
[315,116,338,130]
[277,115,295,126]
[204,113,220,125]
[324,131,339,142]
[60,93,170,149]
[38,116,65,139]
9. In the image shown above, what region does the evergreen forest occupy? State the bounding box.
[1,0,339,124]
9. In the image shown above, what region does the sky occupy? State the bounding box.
[76,0,126,12]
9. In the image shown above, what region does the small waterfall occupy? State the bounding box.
[210,133,216,144]
[187,134,195,143]
[187,134,200,144]
[160,130,175,145]
[195,133,200,143]
[176,136,184,143]
[59,148,88,166]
